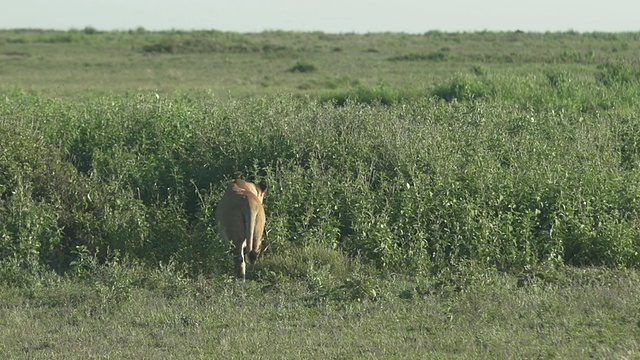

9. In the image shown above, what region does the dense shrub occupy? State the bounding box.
[431,75,495,102]
[1,87,640,278]
[388,50,449,62]
[142,42,174,54]
[319,85,408,106]
[288,61,317,73]
[596,61,640,87]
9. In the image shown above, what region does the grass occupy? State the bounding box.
[1,264,639,359]
[1,29,639,96]
[1,29,640,357]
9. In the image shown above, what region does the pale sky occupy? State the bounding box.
[2,0,639,33]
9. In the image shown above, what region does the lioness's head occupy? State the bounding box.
[253,180,267,203]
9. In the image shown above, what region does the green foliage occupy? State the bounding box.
[0,179,62,263]
[142,42,174,54]
[0,256,58,288]
[319,84,410,105]
[596,61,640,86]
[431,74,494,101]
[82,26,99,35]
[139,32,296,55]
[388,50,449,62]
[288,61,317,73]
[2,89,640,280]
[258,243,356,285]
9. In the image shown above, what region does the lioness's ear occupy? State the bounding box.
[257,180,267,193]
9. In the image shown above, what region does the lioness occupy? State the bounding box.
[215,179,267,281]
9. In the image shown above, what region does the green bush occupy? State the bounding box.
[431,75,494,102]
[141,42,174,54]
[388,50,448,62]
[596,61,640,87]
[1,88,640,279]
[288,61,317,73]
[319,85,411,106]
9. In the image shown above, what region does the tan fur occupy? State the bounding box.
[215,179,267,281]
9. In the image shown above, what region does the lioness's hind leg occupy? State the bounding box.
[235,240,246,281]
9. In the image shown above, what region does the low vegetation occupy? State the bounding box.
[2,263,639,358]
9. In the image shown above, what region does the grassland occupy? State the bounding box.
[2,29,639,96]
[2,267,639,358]
[1,29,640,358]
